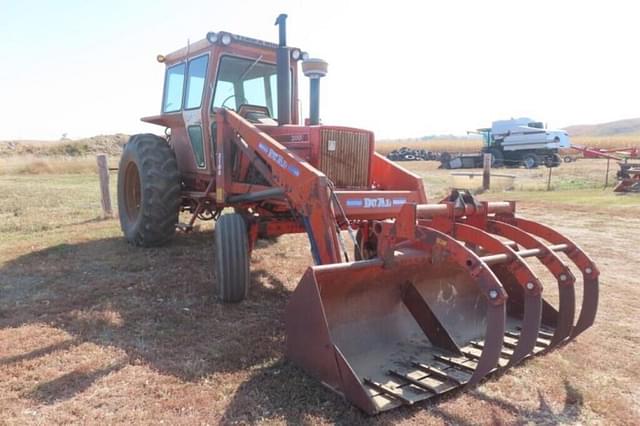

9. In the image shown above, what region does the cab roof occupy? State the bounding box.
[162,32,300,64]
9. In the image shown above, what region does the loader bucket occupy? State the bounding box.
[285,228,508,414]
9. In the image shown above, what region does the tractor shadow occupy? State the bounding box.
[0,231,291,402]
[0,231,584,422]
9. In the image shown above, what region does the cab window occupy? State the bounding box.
[212,56,281,118]
[188,125,206,168]
[185,55,208,109]
[162,63,186,113]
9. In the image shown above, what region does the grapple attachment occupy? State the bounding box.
[285,194,599,414]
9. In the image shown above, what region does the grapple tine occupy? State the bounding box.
[508,218,599,341]
[571,276,599,338]
[442,223,542,366]
[469,302,506,384]
[415,226,507,385]
[486,220,576,347]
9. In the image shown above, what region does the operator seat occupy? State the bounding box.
[237,104,278,125]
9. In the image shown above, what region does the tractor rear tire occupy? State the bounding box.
[117,134,180,246]
[214,213,250,303]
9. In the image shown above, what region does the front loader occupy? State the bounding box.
[117,14,599,414]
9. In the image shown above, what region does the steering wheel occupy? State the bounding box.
[221,94,248,109]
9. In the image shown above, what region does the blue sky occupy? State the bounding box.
[1,0,639,140]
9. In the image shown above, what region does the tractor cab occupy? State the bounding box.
[141,23,303,181]
[140,16,423,199]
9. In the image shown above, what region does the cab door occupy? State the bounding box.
[181,54,211,176]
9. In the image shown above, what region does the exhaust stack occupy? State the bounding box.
[275,14,291,125]
[302,58,328,125]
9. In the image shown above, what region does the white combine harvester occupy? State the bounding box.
[441,118,570,169]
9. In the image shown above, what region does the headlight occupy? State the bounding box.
[156,54,166,63]
[220,33,232,45]
[206,32,218,44]
[291,48,301,61]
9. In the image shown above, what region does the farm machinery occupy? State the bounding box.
[117,15,599,414]
[572,145,640,193]
[440,119,568,169]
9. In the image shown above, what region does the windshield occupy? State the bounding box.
[212,56,281,118]
[528,122,544,129]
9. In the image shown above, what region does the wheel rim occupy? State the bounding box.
[124,162,142,222]
[524,157,535,168]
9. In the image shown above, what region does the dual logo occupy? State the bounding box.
[346,198,407,209]
[258,142,301,177]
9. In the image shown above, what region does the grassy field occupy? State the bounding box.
[1,159,639,424]
[398,158,627,200]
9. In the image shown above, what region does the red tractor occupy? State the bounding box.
[118,15,599,414]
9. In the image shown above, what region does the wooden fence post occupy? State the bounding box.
[97,154,113,218]
[547,166,553,191]
[604,158,610,188]
[482,153,491,190]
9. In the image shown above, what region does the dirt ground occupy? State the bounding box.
[1,161,639,424]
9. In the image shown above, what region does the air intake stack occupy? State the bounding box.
[302,58,328,125]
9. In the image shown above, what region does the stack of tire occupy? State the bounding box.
[386,147,440,161]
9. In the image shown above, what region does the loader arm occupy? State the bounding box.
[216,109,342,265]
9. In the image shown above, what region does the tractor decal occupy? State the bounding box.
[258,142,300,176]
[346,198,404,208]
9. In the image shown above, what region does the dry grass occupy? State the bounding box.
[0,156,117,175]
[0,134,128,157]
[1,163,639,424]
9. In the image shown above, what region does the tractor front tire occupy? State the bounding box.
[117,133,181,246]
[214,214,250,303]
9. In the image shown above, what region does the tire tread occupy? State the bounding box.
[117,133,180,246]
[214,214,249,303]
